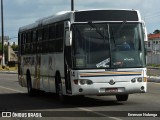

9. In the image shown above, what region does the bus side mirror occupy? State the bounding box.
[65,31,72,46]
[144,28,148,42]
[142,21,148,42]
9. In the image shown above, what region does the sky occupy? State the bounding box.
[1,0,160,42]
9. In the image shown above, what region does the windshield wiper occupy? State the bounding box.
[115,20,127,35]
[88,21,106,39]
[110,21,127,48]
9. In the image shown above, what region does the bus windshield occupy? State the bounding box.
[72,23,146,69]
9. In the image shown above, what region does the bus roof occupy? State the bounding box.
[19,9,141,32]
[19,11,73,32]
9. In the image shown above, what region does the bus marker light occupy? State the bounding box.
[86,80,93,85]
[143,77,147,82]
[79,80,85,85]
[131,78,136,83]
[73,80,78,85]
[137,77,143,82]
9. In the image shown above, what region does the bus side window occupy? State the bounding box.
[43,27,49,40]
[38,29,43,41]
[49,25,56,40]
[55,23,64,52]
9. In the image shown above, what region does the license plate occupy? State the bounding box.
[105,88,118,92]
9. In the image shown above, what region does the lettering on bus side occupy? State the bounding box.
[23,57,34,66]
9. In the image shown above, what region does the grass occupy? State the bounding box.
[147,64,160,68]
[147,70,158,76]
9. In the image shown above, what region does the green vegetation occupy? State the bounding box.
[147,64,160,68]
[153,29,160,34]
[147,64,160,76]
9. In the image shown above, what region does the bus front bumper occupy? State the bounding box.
[71,81,147,96]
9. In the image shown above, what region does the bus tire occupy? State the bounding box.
[55,74,68,103]
[26,71,35,96]
[116,94,128,101]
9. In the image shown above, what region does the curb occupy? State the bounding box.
[147,67,160,69]
[0,71,18,74]
[147,76,160,83]
[148,76,160,79]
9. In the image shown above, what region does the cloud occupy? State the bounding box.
[1,0,160,41]
[15,0,28,5]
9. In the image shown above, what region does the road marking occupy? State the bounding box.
[0,86,25,93]
[78,107,123,120]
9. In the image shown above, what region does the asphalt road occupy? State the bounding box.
[0,73,159,120]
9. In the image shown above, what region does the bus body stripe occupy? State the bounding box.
[80,71,142,77]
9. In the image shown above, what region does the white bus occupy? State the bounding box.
[18,9,147,102]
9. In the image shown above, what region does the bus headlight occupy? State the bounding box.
[131,78,136,83]
[86,80,93,85]
[137,77,143,82]
[79,80,86,85]
[80,79,93,85]
[74,79,93,85]
[131,77,144,83]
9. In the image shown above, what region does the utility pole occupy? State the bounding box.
[71,0,74,11]
[1,0,4,67]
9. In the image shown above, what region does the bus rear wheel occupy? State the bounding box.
[116,95,128,101]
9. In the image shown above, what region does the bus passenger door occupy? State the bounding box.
[34,55,41,89]
[64,21,72,94]
[64,46,72,94]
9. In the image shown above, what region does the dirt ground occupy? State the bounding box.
[147,68,160,76]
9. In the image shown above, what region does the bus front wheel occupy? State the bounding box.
[116,95,128,101]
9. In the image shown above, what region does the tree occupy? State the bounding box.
[11,44,18,51]
[153,29,160,34]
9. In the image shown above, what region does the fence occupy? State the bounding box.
[146,44,160,65]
